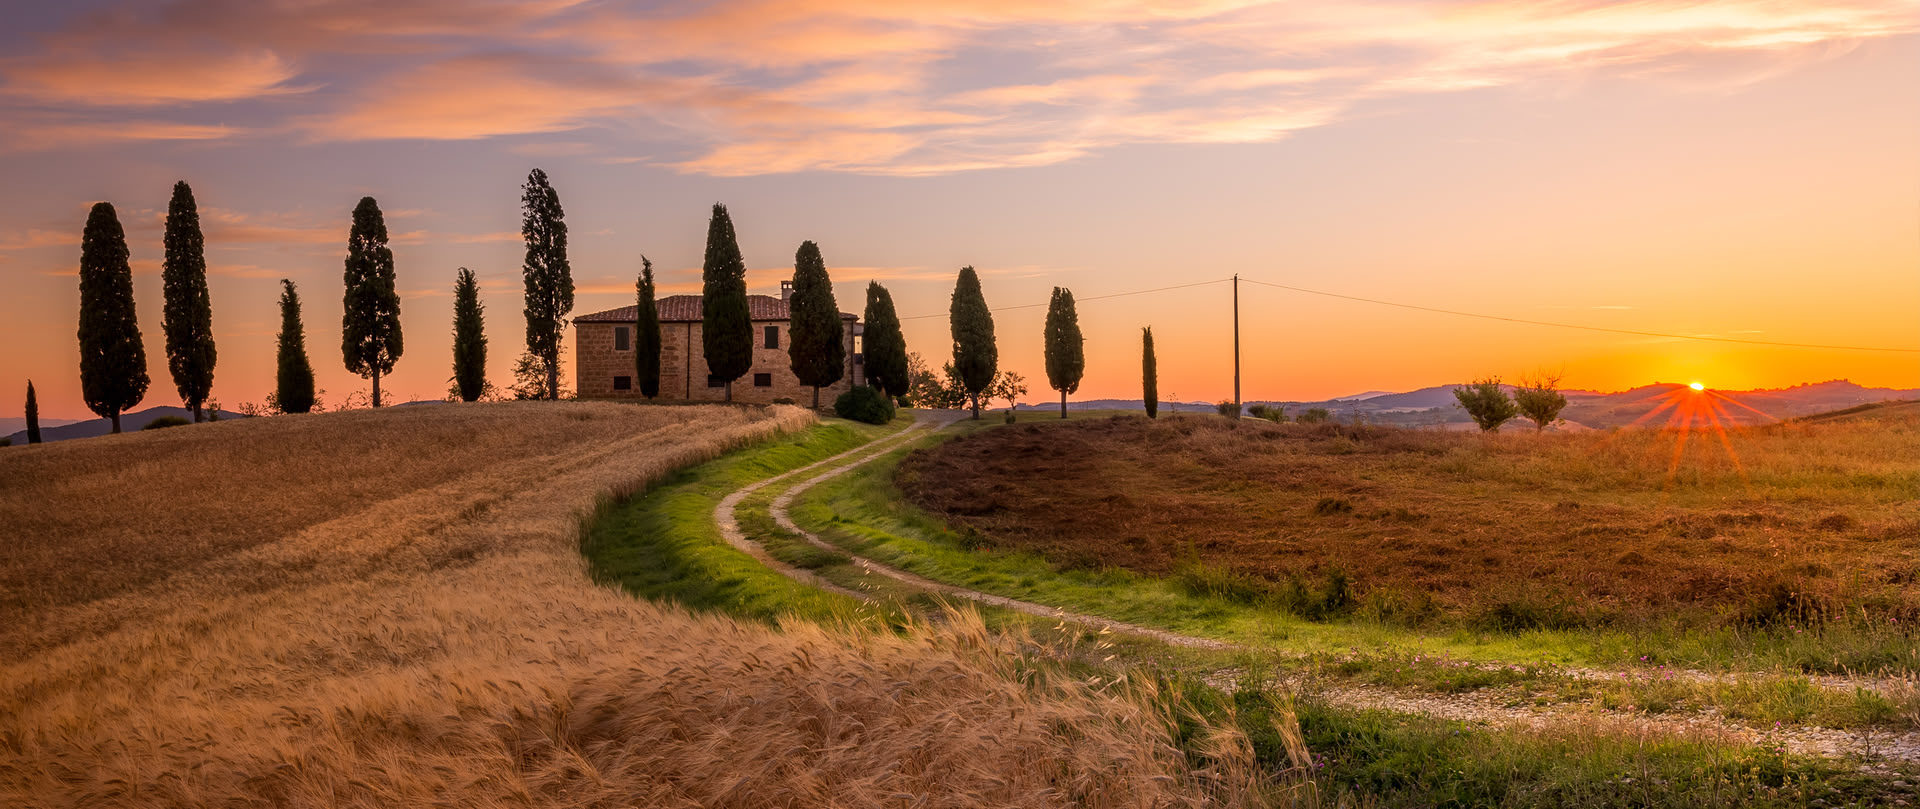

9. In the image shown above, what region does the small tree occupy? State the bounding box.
[1043,286,1084,419]
[862,281,909,399]
[451,267,487,402]
[989,370,1028,421]
[1142,326,1158,419]
[1514,373,1569,432]
[948,266,997,419]
[521,168,573,400]
[25,380,42,444]
[786,240,846,409]
[341,196,402,407]
[77,202,148,434]
[1454,377,1519,432]
[277,279,317,415]
[904,353,967,409]
[634,257,662,399]
[701,203,752,401]
[161,181,217,422]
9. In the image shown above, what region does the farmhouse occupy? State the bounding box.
[573,282,864,403]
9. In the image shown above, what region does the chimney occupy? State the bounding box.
[780,280,795,301]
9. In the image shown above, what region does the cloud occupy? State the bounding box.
[4,49,309,106]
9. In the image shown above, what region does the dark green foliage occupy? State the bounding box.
[451,267,487,402]
[947,266,996,418]
[1248,403,1286,423]
[701,203,752,400]
[1298,407,1332,424]
[1515,373,1569,431]
[77,202,148,434]
[1216,400,1241,418]
[904,352,968,409]
[1042,286,1083,419]
[1142,326,1158,419]
[142,415,190,430]
[861,281,908,398]
[25,380,42,444]
[833,385,895,425]
[341,196,401,407]
[635,257,662,399]
[277,280,316,414]
[520,168,573,400]
[161,181,216,422]
[786,241,845,409]
[1454,376,1519,432]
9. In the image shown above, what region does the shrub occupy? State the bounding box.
[834,385,896,425]
[1215,400,1241,418]
[1454,376,1520,432]
[0,437,10,447]
[143,415,191,430]
[1297,407,1331,424]
[1247,404,1286,423]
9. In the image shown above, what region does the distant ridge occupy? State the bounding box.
[5,406,251,445]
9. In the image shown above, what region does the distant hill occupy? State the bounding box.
[5,406,250,445]
[0,416,84,437]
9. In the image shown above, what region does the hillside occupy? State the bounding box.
[0,403,1227,807]
[3,405,249,445]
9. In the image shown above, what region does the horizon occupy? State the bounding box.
[4,1,1918,420]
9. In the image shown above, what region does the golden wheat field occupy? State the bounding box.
[0,403,1257,808]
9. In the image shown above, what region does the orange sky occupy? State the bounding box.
[2,1,1916,418]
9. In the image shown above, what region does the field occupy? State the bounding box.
[899,410,1920,633]
[0,403,1255,808]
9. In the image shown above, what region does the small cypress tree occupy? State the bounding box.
[77,202,148,434]
[701,203,752,401]
[948,266,997,419]
[635,257,662,399]
[451,267,487,402]
[787,241,846,409]
[1043,286,1084,419]
[521,168,573,400]
[277,279,317,414]
[862,281,908,400]
[1142,326,1158,419]
[161,181,217,422]
[341,196,402,407]
[25,380,42,444]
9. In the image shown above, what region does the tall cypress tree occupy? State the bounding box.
[862,281,908,400]
[277,279,316,414]
[451,267,487,402]
[700,203,751,401]
[1142,326,1158,420]
[24,380,42,444]
[161,181,217,422]
[77,202,148,434]
[520,168,573,400]
[786,240,845,409]
[634,256,661,399]
[341,196,402,407]
[948,266,996,419]
[1043,286,1084,419]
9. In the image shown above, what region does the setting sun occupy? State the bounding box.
[1690,382,1706,391]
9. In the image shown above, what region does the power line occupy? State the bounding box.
[1237,277,1918,354]
[897,277,1230,320]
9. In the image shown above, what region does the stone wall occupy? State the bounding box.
[575,320,864,405]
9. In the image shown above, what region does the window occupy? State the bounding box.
[763,325,779,349]
[612,376,632,391]
[613,326,630,351]
[753,373,773,387]
[707,374,726,388]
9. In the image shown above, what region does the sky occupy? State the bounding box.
[1,0,1916,420]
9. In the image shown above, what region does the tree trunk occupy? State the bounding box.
[372,370,383,408]
[1060,390,1068,419]
[971,392,981,420]
[725,381,733,403]
[811,385,820,410]
[110,411,121,433]
[192,404,204,423]
[547,352,560,401]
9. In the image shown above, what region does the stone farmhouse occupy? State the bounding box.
[573,282,864,404]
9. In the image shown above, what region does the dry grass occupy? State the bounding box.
[900,411,1920,629]
[0,402,1263,808]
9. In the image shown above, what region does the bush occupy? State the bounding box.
[833,386,896,425]
[0,437,10,447]
[1215,400,1241,418]
[1297,407,1331,424]
[143,416,191,431]
[1247,403,1286,423]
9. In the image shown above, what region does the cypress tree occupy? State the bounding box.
[161,181,217,422]
[948,266,997,419]
[77,202,148,434]
[276,279,316,414]
[520,168,573,400]
[451,267,487,402]
[1142,326,1158,419]
[700,203,751,401]
[1043,286,1084,419]
[25,380,42,444]
[786,240,845,409]
[634,256,661,399]
[341,196,402,407]
[862,281,908,400]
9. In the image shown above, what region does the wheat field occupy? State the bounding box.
[0,403,1256,808]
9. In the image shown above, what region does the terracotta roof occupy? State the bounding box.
[574,294,857,324]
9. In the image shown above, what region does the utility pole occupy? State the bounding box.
[1233,274,1241,415]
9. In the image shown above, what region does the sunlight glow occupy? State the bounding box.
[1690,382,1706,391]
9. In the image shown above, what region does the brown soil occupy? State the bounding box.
[898,414,1920,626]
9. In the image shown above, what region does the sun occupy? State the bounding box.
[1690,382,1706,391]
